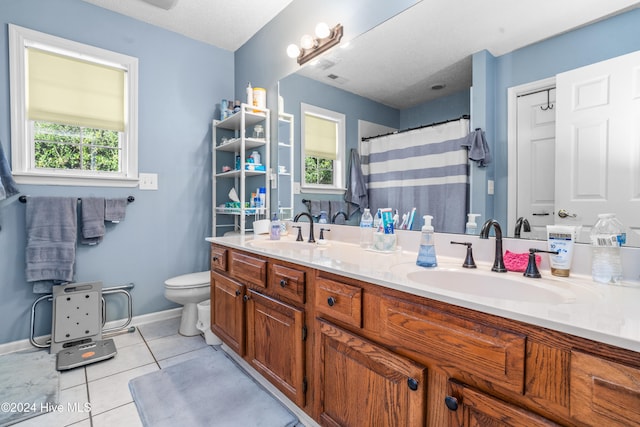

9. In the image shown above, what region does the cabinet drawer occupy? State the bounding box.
[210,245,228,272]
[380,295,526,394]
[229,251,267,289]
[269,263,305,305]
[570,351,640,426]
[315,277,362,328]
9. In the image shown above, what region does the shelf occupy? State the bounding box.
[216,137,267,152]
[215,104,267,130]
[216,207,266,216]
[216,169,266,178]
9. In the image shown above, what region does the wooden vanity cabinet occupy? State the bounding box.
[211,243,640,427]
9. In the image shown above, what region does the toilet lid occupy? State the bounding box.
[165,271,210,289]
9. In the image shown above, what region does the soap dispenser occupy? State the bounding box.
[270,213,281,240]
[465,213,480,235]
[416,215,437,267]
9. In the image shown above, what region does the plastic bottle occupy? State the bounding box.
[416,215,437,267]
[359,208,373,248]
[270,213,281,240]
[258,187,266,209]
[590,213,624,284]
[465,213,480,235]
[250,151,261,165]
[373,209,382,232]
[246,82,253,106]
[319,211,328,224]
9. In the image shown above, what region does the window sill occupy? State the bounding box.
[13,172,139,188]
[300,186,346,195]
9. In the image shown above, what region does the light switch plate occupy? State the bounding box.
[139,173,158,190]
[487,179,494,195]
[293,182,301,194]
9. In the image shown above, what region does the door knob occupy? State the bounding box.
[557,209,577,218]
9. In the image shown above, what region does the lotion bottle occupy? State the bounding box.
[270,213,281,240]
[416,215,437,267]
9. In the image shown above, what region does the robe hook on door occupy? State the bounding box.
[540,89,554,111]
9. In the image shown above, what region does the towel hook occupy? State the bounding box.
[540,89,554,111]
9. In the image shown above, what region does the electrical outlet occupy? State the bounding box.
[139,173,158,190]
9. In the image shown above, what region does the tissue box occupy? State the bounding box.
[245,163,266,171]
[373,232,397,252]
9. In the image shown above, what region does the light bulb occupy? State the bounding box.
[300,34,315,50]
[286,44,300,58]
[315,22,330,39]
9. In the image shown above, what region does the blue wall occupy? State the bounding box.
[474,8,640,227]
[0,0,233,344]
[399,90,470,130]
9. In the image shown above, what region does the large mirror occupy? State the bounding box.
[277,1,640,246]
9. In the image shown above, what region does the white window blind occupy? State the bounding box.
[27,47,126,132]
[304,113,337,160]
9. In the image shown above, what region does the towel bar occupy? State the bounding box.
[19,195,135,203]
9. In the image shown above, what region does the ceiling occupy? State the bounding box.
[81,0,640,109]
[79,0,294,51]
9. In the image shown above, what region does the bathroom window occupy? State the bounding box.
[8,24,139,187]
[301,103,345,193]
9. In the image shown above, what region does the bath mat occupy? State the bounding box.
[0,349,59,426]
[129,350,299,427]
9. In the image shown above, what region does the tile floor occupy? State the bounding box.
[13,316,228,427]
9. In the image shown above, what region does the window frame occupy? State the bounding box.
[8,24,139,187]
[300,103,346,194]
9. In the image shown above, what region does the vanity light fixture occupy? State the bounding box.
[287,23,344,66]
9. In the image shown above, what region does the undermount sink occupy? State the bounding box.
[395,265,595,304]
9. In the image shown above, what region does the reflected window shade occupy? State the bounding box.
[27,48,125,132]
[305,114,337,160]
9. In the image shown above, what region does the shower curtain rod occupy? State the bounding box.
[18,195,135,203]
[361,114,470,142]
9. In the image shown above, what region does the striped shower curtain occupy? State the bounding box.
[360,118,470,233]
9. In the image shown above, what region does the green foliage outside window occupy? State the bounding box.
[33,121,120,172]
[305,156,333,185]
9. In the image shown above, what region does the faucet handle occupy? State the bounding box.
[292,225,303,242]
[524,248,558,278]
[319,227,330,240]
[450,241,477,269]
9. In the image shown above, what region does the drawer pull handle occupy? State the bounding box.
[444,396,459,411]
[327,296,336,307]
[243,294,250,302]
[407,378,419,391]
[212,256,219,261]
[235,289,241,297]
[280,279,287,288]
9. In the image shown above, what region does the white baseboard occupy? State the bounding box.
[0,308,182,356]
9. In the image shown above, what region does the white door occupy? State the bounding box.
[516,89,556,240]
[555,49,640,246]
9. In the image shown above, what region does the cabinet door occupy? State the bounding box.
[446,380,560,427]
[211,272,245,355]
[245,290,306,407]
[317,320,427,427]
[570,351,640,426]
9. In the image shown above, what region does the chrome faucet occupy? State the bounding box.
[479,219,507,272]
[331,211,348,224]
[293,212,315,243]
[514,217,531,238]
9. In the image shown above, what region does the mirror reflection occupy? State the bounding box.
[277,1,640,246]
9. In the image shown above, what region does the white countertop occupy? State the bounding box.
[207,226,640,353]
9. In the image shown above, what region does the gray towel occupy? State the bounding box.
[461,129,491,167]
[329,201,347,224]
[309,200,330,219]
[25,197,77,293]
[344,149,368,214]
[0,143,19,201]
[80,197,105,245]
[105,198,127,222]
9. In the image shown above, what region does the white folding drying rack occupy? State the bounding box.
[30,281,135,370]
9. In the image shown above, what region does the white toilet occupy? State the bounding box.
[164,271,211,336]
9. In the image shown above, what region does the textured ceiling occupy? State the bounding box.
[79,0,294,51]
[80,0,640,108]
